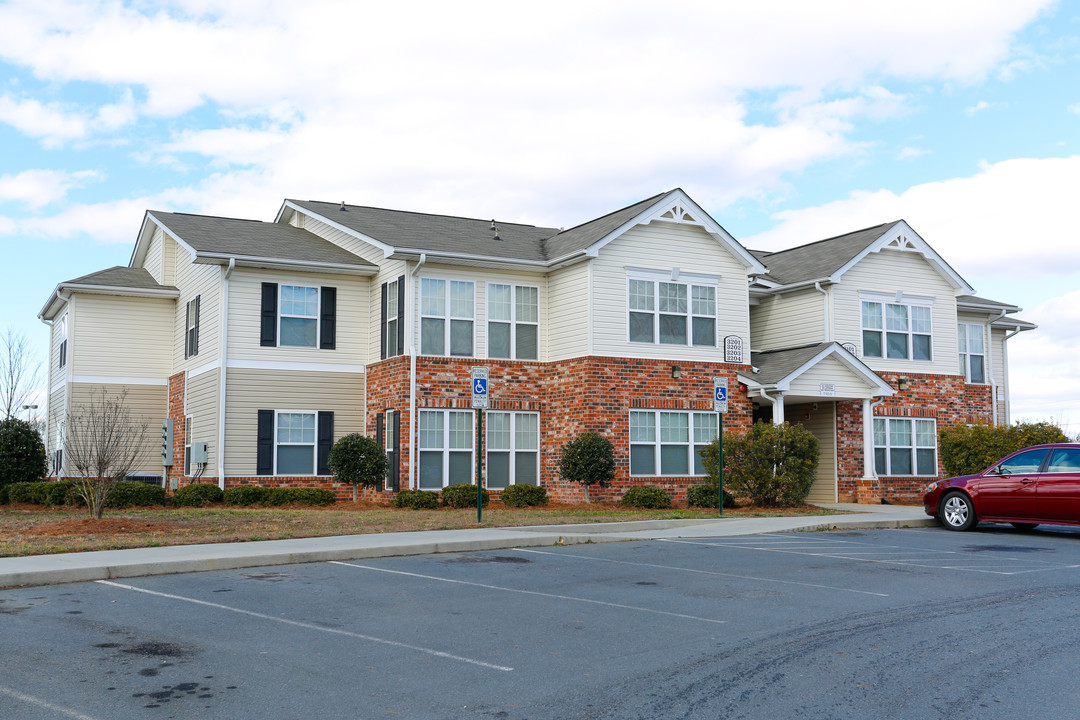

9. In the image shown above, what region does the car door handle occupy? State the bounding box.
[1021,478,1036,484]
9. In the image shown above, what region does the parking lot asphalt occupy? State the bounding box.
[0,503,933,589]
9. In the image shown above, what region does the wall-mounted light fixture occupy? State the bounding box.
[898,377,910,391]
[670,366,681,379]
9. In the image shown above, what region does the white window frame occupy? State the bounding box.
[486,282,539,360]
[385,278,399,357]
[958,322,986,384]
[627,274,717,347]
[420,278,475,357]
[485,411,540,488]
[873,417,938,477]
[629,410,718,476]
[417,409,474,488]
[185,297,200,358]
[861,298,933,361]
[274,410,317,476]
[278,285,320,348]
[58,316,68,369]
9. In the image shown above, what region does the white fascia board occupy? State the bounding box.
[195,253,378,276]
[55,284,179,300]
[279,200,396,257]
[957,298,1021,314]
[140,212,199,265]
[388,249,556,272]
[830,220,975,294]
[582,189,768,275]
[992,318,1037,332]
[774,343,894,395]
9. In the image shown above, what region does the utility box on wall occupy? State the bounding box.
[191,442,209,464]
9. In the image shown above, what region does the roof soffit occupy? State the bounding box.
[740,342,895,396]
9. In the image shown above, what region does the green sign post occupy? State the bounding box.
[714,377,728,516]
[472,367,489,524]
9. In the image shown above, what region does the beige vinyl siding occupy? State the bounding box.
[590,222,751,360]
[415,264,548,361]
[173,256,221,370]
[786,356,879,399]
[71,295,174,378]
[50,307,69,380]
[750,288,826,351]
[370,260,409,364]
[145,229,163,284]
[185,368,220,474]
[223,369,365,475]
[227,267,368,365]
[68,382,168,473]
[299,214,388,265]
[992,327,1009,425]
[832,250,958,376]
[546,261,590,360]
[47,383,66,462]
[789,401,837,503]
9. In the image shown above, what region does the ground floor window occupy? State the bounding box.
[277,411,316,474]
[629,411,718,476]
[874,417,937,476]
[418,410,474,489]
[486,412,539,488]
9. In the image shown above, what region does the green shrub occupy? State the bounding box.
[224,485,273,506]
[265,487,336,506]
[686,484,736,509]
[393,489,439,509]
[105,481,166,508]
[701,421,819,507]
[0,418,47,488]
[558,432,615,502]
[171,482,223,507]
[328,433,388,500]
[621,485,673,509]
[6,480,75,506]
[441,483,489,509]
[0,483,7,504]
[939,421,1070,477]
[500,484,548,507]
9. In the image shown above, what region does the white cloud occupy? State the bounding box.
[0,169,100,209]
[898,146,930,160]
[0,95,87,147]
[965,100,992,115]
[1069,102,1080,115]
[1007,290,1080,431]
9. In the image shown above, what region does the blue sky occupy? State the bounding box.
[1,0,1077,429]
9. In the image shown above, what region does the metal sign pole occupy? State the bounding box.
[714,377,728,517]
[471,367,489,524]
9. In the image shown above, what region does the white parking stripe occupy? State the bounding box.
[0,685,103,720]
[330,561,728,623]
[95,580,512,672]
[514,548,889,597]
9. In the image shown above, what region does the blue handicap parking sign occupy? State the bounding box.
[715,385,726,403]
[473,378,488,396]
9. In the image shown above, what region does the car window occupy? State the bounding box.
[1046,448,1080,473]
[996,449,1048,474]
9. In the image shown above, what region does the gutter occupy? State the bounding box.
[814,282,831,341]
[216,258,235,488]
[408,253,427,490]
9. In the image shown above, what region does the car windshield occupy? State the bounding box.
[995,448,1049,475]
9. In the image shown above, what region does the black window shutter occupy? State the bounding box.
[260,283,278,346]
[391,410,401,492]
[256,410,274,475]
[320,286,336,350]
[193,295,200,356]
[396,275,405,356]
[375,413,385,491]
[380,282,388,360]
[317,411,334,475]
[184,300,191,359]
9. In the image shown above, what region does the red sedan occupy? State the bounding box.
[924,443,1080,531]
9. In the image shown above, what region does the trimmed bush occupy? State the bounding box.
[0,417,47,488]
[621,485,673,509]
[500,484,548,507]
[558,432,616,502]
[393,489,439,509]
[701,421,819,507]
[6,480,75,506]
[939,421,1070,478]
[441,483,489,509]
[171,482,223,507]
[105,481,166,508]
[328,433,388,500]
[265,487,336,506]
[686,484,736,509]
[224,485,273,506]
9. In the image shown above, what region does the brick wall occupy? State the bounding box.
[165,371,188,488]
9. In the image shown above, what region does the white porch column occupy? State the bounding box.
[861,398,876,480]
[773,395,785,424]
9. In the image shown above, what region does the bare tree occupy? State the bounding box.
[65,387,151,519]
[0,329,42,420]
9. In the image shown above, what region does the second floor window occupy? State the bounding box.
[628,279,716,347]
[260,282,336,350]
[862,300,931,361]
[421,278,474,356]
[58,317,68,368]
[958,323,986,383]
[488,283,538,360]
[280,285,319,347]
[185,296,200,358]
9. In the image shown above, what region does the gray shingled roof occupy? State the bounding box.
[956,295,1020,312]
[752,221,897,285]
[748,344,832,386]
[63,266,177,292]
[149,211,375,268]
[289,190,679,264]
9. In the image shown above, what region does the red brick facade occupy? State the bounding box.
[166,371,187,489]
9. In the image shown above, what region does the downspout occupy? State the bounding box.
[1001,325,1024,425]
[988,310,1006,426]
[814,282,831,342]
[408,254,427,490]
[216,258,235,490]
[863,395,887,481]
[759,388,783,424]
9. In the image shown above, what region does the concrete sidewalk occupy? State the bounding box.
[0,503,934,589]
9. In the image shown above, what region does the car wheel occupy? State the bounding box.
[1010,522,1039,531]
[939,492,977,531]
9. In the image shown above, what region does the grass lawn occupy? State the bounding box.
[0,501,841,557]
